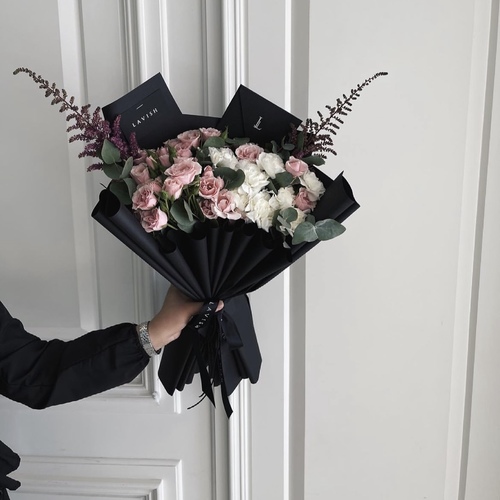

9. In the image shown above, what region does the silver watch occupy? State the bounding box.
[137,321,161,357]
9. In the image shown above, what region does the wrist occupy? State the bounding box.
[136,321,162,357]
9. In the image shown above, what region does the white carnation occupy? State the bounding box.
[256,152,285,179]
[272,186,295,210]
[238,160,270,197]
[233,188,249,212]
[299,170,325,201]
[209,147,238,169]
[245,191,274,231]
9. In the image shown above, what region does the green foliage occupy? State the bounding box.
[213,166,245,190]
[274,171,294,188]
[225,137,250,147]
[291,218,345,245]
[203,136,226,148]
[102,162,123,180]
[101,139,121,164]
[302,155,325,166]
[109,180,133,205]
[171,198,196,233]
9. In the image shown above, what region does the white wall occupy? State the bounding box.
[304,0,499,499]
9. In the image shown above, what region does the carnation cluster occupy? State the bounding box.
[121,127,327,243]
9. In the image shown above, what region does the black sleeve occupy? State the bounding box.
[0,301,150,409]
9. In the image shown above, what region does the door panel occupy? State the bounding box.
[1,1,227,499]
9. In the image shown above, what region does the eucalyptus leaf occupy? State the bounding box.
[297,130,305,151]
[123,177,136,199]
[315,219,346,241]
[226,137,249,147]
[280,150,290,162]
[267,180,278,194]
[203,136,226,148]
[281,207,298,223]
[171,198,194,226]
[184,199,194,222]
[177,220,196,233]
[101,139,121,164]
[213,166,245,190]
[274,171,294,188]
[282,142,295,151]
[102,162,123,180]
[302,155,325,166]
[109,180,132,205]
[196,149,208,162]
[277,215,291,229]
[120,157,134,179]
[291,218,346,245]
[291,221,318,244]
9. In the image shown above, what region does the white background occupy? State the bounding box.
[1,0,499,499]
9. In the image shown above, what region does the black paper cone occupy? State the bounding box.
[92,170,358,413]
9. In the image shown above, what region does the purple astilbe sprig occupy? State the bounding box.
[290,71,388,159]
[108,115,132,159]
[128,131,141,159]
[13,67,133,171]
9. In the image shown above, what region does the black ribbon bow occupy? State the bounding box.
[158,294,261,417]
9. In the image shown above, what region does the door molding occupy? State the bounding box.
[445,0,500,498]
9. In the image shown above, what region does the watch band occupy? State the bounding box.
[137,321,161,357]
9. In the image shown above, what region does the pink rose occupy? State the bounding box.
[177,129,201,149]
[165,157,202,185]
[157,147,171,168]
[199,199,217,219]
[199,169,224,200]
[134,149,148,165]
[294,187,317,212]
[140,208,168,233]
[165,138,194,159]
[202,165,215,178]
[132,182,161,210]
[130,163,151,185]
[145,156,155,169]
[213,190,242,220]
[285,156,309,177]
[163,177,184,200]
[235,143,264,160]
[200,127,221,140]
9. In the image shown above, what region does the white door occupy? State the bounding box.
[1,1,229,499]
[238,1,500,499]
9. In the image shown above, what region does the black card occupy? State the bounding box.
[102,73,184,149]
[217,85,302,145]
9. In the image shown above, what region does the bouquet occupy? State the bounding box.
[14,68,386,415]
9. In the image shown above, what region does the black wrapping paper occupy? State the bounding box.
[91,171,358,414]
[102,73,219,149]
[218,85,302,144]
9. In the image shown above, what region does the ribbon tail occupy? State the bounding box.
[220,379,233,417]
[192,329,216,407]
